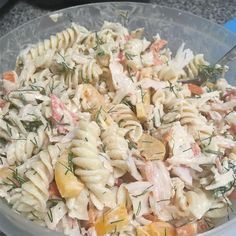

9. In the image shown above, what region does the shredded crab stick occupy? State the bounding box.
[145,161,172,201]
[2,70,18,93]
[188,83,204,95]
[149,39,167,66]
[50,94,77,133]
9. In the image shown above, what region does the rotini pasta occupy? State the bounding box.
[71,120,115,209]
[101,124,129,177]
[111,104,143,142]
[12,145,61,219]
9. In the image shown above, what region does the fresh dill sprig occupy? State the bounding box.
[121,97,136,112]
[47,207,53,223]
[0,168,27,190]
[204,149,224,156]
[47,198,63,207]
[128,140,137,149]
[125,52,135,60]
[198,64,224,84]
[109,219,125,224]
[136,201,142,215]
[29,84,46,95]
[21,119,43,132]
[165,81,178,97]
[30,137,38,147]
[95,106,103,125]
[57,52,75,72]
[59,152,75,175]
[132,185,153,198]
[80,69,89,84]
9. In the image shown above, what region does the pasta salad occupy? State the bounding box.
[0,21,235,236]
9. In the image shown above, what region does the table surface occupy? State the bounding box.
[0,0,236,235]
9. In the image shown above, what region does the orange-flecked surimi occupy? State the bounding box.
[229,188,236,199]
[137,221,176,236]
[176,222,197,236]
[188,83,204,95]
[48,181,61,198]
[162,129,173,146]
[2,71,17,83]
[150,40,167,52]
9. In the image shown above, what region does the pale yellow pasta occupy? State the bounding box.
[111,104,143,142]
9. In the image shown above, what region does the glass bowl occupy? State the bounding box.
[0,2,236,236]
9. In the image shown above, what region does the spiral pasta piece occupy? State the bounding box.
[24,24,80,61]
[12,144,61,219]
[158,64,185,81]
[175,100,213,139]
[6,127,47,165]
[71,120,115,209]
[182,54,208,79]
[111,104,143,142]
[101,124,129,177]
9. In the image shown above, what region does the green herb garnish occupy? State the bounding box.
[57,52,75,72]
[22,119,43,132]
[136,201,142,215]
[109,219,124,224]
[47,208,53,223]
[132,185,153,198]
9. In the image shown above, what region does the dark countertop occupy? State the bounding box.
[0,0,236,38]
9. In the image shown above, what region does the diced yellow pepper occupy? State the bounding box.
[95,203,129,236]
[82,84,106,114]
[143,88,151,105]
[137,222,176,236]
[137,133,166,160]
[55,151,84,198]
[0,167,12,181]
[136,102,147,121]
[136,88,151,122]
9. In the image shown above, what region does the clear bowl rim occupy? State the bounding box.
[0,1,236,236]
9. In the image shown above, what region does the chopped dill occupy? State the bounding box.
[132,185,153,198]
[21,119,43,132]
[128,140,137,149]
[95,106,103,125]
[136,201,142,215]
[59,152,75,175]
[109,219,124,224]
[125,52,135,60]
[198,64,224,84]
[57,52,75,72]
